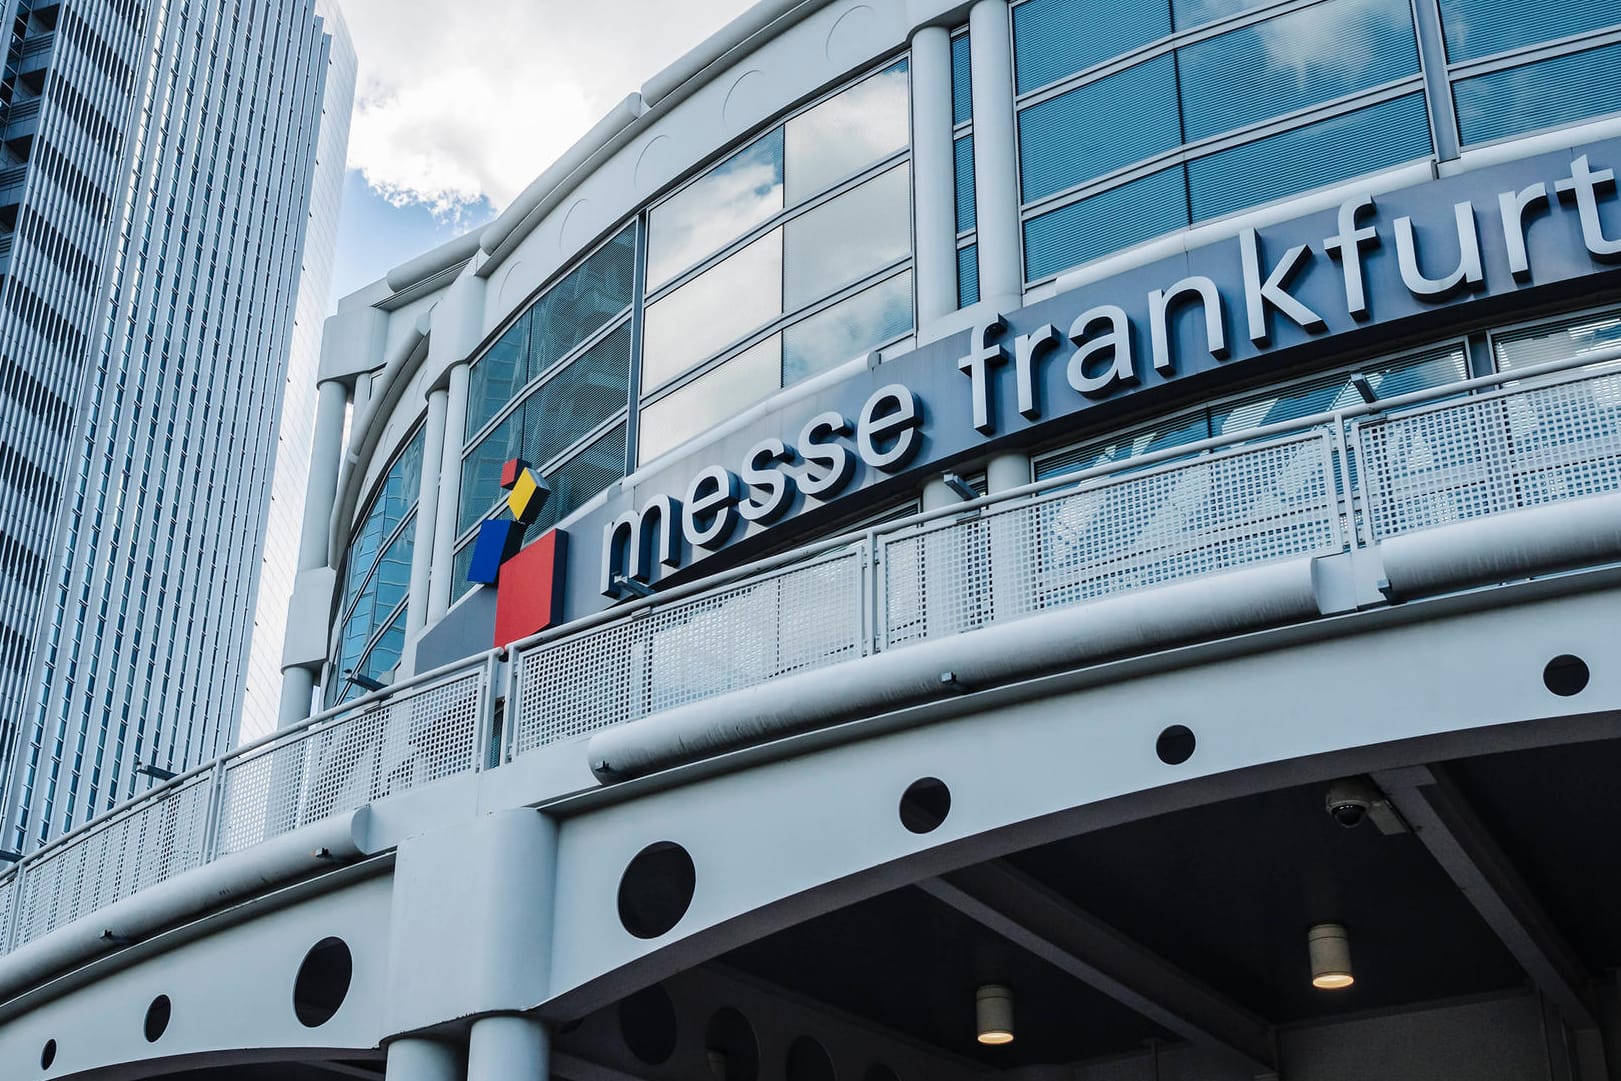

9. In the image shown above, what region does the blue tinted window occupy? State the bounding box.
[1454,42,1621,145]
[459,410,523,535]
[1439,0,1621,63]
[1024,166,1188,280]
[1178,0,1419,142]
[955,134,976,231]
[952,32,972,124]
[466,316,527,439]
[1188,92,1430,220]
[1019,55,1180,203]
[1172,0,1276,31]
[783,272,914,384]
[958,244,980,307]
[528,223,637,380]
[1013,0,1172,93]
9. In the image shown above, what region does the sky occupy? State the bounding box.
[329,0,758,304]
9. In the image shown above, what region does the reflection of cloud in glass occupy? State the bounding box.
[1252,0,1413,88]
[784,164,910,309]
[639,336,781,463]
[647,130,785,290]
[785,63,910,203]
[783,272,913,385]
[642,230,783,391]
[1171,0,1270,31]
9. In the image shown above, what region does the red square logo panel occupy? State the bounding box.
[494,530,568,646]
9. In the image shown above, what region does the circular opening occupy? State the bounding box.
[1544,654,1589,697]
[40,1039,56,1070]
[705,1006,760,1081]
[293,937,353,1028]
[898,777,951,834]
[1155,725,1196,766]
[618,842,696,939]
[864,1065,900,1081]
[143,994,171,1042]
[619,983,678,1064]
[786,1036,837,1081]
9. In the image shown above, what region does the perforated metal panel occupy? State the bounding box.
[12,774,212,946]
[215,669,485,856]
[512,548,865,754]
[1357,369,1621,539]
[882,433,1342,648]
[0,871,15,950]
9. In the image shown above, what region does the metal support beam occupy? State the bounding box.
[1374,765,1609,1080]
[920,861,1276,1072]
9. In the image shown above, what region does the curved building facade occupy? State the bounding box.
[3,0,1621,1079]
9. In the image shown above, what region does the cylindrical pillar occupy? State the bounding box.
[403,386,449,675]
[429,362,471,622]
[910,23,958,331]
[986,451,1032,623]
[466,1014,548,1081]
[387,1036,463,1081]
[968,0,1023,310]
[278,376,352,726]
[986,451,1030,493]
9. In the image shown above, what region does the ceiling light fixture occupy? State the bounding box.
[976,984,1014,1045]
[1308,924,1354,990]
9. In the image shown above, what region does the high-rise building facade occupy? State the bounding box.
[0,0,354,850]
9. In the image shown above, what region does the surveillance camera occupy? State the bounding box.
[1325,777,1380,829]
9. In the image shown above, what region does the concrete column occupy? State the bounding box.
[969,0,1023,310]
[428,362,471,622]
[921,474,963,511]
[987,451,1030,493]
[402,386,449,675]
[278,377,352,726]
[910,24,958,331]
[387,1036,463,1081]
[467,1014,548,1081]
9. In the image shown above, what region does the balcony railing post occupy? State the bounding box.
[504,646,522,764]
[863,531,880,657]
[475,650,502,771]
[198,760,228,861]
[2,858,25,952]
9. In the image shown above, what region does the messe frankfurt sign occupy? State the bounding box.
[471,140,1621,646]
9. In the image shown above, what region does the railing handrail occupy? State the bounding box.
[5,342,1621,954]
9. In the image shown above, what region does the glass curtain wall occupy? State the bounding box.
[637,59,915,464]
[952,30,979,307]
[452,223,639,603]
[329,429,425,705]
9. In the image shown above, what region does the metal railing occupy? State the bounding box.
[1,347,1619,961]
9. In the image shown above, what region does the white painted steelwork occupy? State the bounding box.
[1,347,1619,964]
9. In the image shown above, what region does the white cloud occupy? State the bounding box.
[341,0,756,218]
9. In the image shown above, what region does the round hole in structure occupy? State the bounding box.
[1544,654,1589,697]
[786,1036,836,1081]
[618,983,678,1065]
[293,937,353,1028]
[143,995,171,1042]
[617,842,696,939]
[863,1064,900,1081]
[1156,725,1196,766]
[40,1039,56,1070]
[704,1006,759,1081]
[898,777,950,834]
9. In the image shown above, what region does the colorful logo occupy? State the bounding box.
[466,458,568,646]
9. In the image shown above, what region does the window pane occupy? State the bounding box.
[955,134,976,232]
[1018,56,1180,203]
[783,271,913,385]
[784,164,911,310]
[466,316,528,439]
[1171,0,1277,32]
[1212,346,1466,433]
[958,244,980,307]
[1178,0,1419,142]
[1013,0,1172,94]
[646,131,784,290]
[785,61,910,204]
[1187,92,1429,221]
[1023,165,1188,281]
[1439,0,1621,63]
[358,607,408,685]
[527,422,627,532]
[528,223,637,380]
[451,539,477,604]
[522,321,631,468]
[1035,410,1210,480]
[1454,42,1621,146]
[952,33,973,124]
[638,337,782,464]
[642,229,783,392]
[1495,308,1621,372]
[459,410,523,535]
